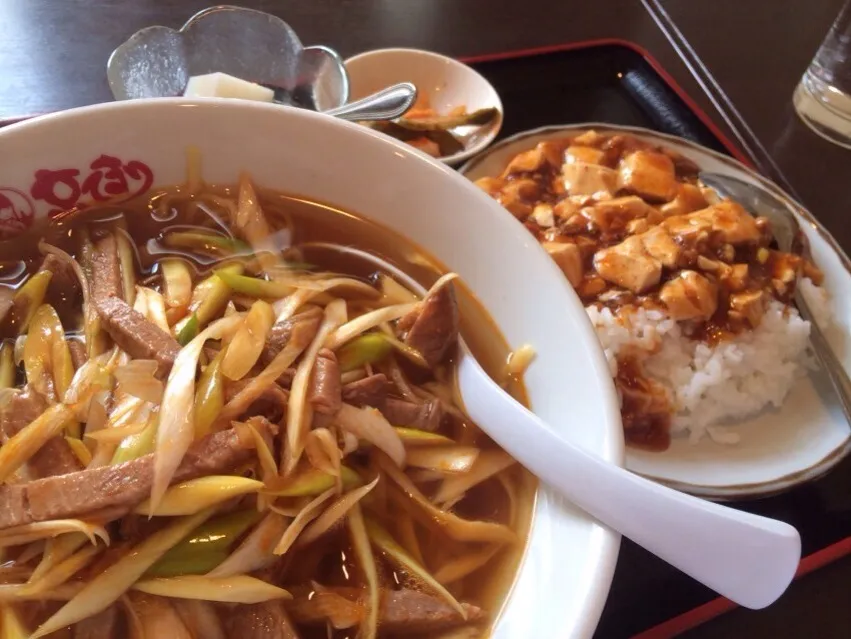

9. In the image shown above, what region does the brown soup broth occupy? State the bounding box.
[0,184,537,637]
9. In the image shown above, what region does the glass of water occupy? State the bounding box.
[793,1,851,148]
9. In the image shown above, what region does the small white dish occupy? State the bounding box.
[107,5,348,111]
[461,123,851,500]
[345,48,503,166]
[0,101,621,638]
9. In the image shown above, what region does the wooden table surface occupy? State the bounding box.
[0,1,849,637]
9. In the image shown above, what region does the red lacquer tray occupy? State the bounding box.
[461,40,851,639]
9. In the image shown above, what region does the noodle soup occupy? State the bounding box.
[0,171,534,638]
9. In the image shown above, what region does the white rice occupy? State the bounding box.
[586,279,830,444]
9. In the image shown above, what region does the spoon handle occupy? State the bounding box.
[458,355,801,610]
[323,82,418,122]
[794,289,851,419]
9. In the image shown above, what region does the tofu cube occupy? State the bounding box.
[660,183,709,217]
[690,201,760,245]
[618,150,678,202]
[661,213,713,243]
[562,161,618,197]
[532,204,556,228]
[564,145,606,166]
[593,236,662,294]
[544,242,584,287]
[729,290,766,327]
[582,196,653,232]
[660,271,718,321]
[638,226,681,269]
[183,73,275,102]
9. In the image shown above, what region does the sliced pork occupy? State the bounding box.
[307,348,341,415]
[225,601,301,639]
[341,374,387,409]
[225,379,289,423]
[0,386,82,478]
[261,308,323,365]
[400,280,459,367]
[95,296,181,376]
[382,398,443,432]
[90,233,123,303]
[287,587,483,634]
[90,233,181,374]
[39,252,82,316]
[73,605,124,639]
[68,339,88,370]
[0,421,273,530]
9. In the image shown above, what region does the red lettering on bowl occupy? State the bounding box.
[29,155,154,217]
[81,155,154,202]
[30,168,82,214]
[0,187,35,239]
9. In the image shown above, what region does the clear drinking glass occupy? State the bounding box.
[793,0,851,148]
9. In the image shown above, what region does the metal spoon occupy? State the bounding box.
[304,242,801,610]
[321,82,418,122]
[699,171,851,425]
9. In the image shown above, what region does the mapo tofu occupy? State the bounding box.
[475,131,824,450]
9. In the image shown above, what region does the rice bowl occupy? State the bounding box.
[462,123,851,498]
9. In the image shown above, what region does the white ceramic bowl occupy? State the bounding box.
[345,48,503,165]
[0,100,621,638]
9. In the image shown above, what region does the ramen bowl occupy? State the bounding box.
[0,99,622,638]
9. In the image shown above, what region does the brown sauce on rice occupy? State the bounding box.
[475,131,822,450]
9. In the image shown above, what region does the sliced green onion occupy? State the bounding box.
[214,270,294,299]
[194,349,224,439]
[337,333,393,372]
[394,427,454,446]
[176,313,199,346]
[162,259,193,309]
[164,231,251,255]
[146,510,262,578]
[174,264,243,333]
[364,516,466,617]
[10,270,52,334]
[111,415,157,465]
[264,466,361,498]
[0,342,14,389]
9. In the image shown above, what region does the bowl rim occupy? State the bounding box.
[346,46,491,66]
[344,47,504,166]
[0,100,623,637]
